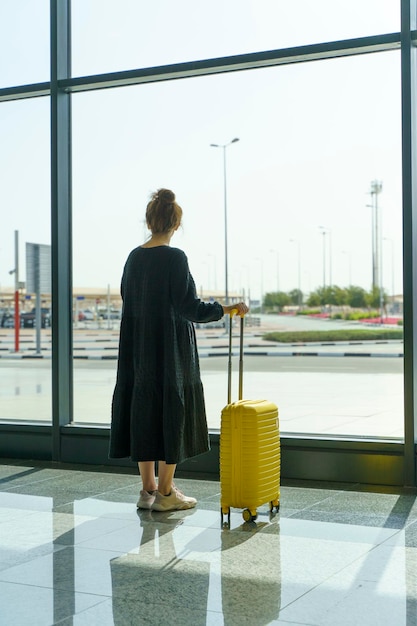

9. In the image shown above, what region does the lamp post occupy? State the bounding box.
[368,180,383,290]
[319,228,327,289]
[383,237,395,313]
[318,226,332,290]
[210,138,240,313]
[289,239,301,308]
[9,230,20,352]
[255,257,264,313]
[367,181,384,320]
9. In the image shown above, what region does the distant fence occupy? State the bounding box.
[245,316,261,327]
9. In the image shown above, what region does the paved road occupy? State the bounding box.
[1,355,404,439]
[0,332,404,360]
[201,354,403,374]
[1,314,404,437]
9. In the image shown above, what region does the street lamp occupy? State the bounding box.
[367,181,384,320]
[255,257,264,313]
[383,237,395,313]
[318,226,332,289]
[289,239,301,308]
[210,138,240,312]
[11,230,20,352]
[368,180,383,290]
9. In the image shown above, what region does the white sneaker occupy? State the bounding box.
[151,486,197,511]
[136,490,156,510]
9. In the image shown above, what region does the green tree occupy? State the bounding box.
[263,291,291,311]
[308,286,329,306]
[322,286,336,305]
[347,285,369,309]
[289,288,303,307]
[329,285,348,306]
[368,286,388,309]
[306,285,349,307]
[306,291,322,307]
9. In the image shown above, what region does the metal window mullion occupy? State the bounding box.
[0,83,50,102]
[51,0,72,460]
[401,0,417,487]
[60,33,401,94]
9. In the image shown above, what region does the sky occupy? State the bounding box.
[0,1,403,304]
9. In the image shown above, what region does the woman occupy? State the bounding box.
[109,188,248,512]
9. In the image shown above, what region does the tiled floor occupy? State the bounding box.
[0,460,416,625]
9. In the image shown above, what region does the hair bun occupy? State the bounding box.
[155,188,175,204]
[146,188,182,234]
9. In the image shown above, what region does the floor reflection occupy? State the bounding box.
[220,522,281,625]
[1,464,417,626]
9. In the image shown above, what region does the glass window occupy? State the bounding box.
[71,0,400,78]
[0,98,51,423]
[71,49,403,440]
[0,1,50,89]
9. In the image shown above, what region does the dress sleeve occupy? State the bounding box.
[170,251,224,323]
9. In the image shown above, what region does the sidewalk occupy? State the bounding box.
[0,328,404,359]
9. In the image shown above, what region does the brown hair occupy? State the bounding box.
[146,188,183,234]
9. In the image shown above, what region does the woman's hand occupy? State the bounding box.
[222,302,249,317]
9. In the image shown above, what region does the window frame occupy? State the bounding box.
[0,0,415,487]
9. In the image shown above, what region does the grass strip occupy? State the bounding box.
[263,329,403,343]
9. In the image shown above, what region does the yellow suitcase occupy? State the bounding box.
[220,314,280,526]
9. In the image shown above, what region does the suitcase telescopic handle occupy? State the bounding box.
[228,310,245,404]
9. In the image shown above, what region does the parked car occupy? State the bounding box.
[20,308,51,329]
[82,309,94,321]
[100,309,121,320]
[0,309,14,328]
[77,309,94,322]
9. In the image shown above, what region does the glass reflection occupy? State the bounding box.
[71,51,403,439]
[1,471,417,625]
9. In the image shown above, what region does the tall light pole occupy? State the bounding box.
[319,228,327,289]
[319,226,332,289]
[210,138,240,312]
[383,237,395,313]
[368,181,384,320]
[290,239,301,307]
[368,180,383,290]
[255,257,264,313]
[10,230,20,352]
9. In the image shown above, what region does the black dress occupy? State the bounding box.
[109,245,224,464]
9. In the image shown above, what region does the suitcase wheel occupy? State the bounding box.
[270,499,280,513]
[242,508,257,523]
[221,506,231,528]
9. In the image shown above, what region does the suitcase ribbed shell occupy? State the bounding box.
[220,398,280,517]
